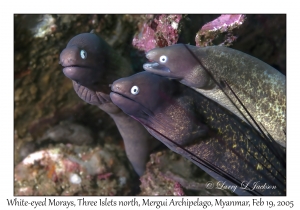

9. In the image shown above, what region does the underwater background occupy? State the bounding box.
[14,14,286,195]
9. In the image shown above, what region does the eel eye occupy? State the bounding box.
[80,50,87,59]
[159,55,168,63]
[131,86,139,95]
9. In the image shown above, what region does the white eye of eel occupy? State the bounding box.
[131,86,139,95]
[80,49,87,59]
[159,55,168,63]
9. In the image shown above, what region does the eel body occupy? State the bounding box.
[59,33,159,175]
[143,44,286,147]
[110,71,286,195]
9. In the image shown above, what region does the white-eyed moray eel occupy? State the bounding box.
[110,71,286,195]
[59,33,159,176]
[143,44,286,147]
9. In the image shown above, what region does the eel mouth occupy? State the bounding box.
[110,91,137,114]
[62,65,93,73]
[62,65,102,89]
[143,62,171,76]
[110,91,154,118]
[110,91,136,103]
[59,57,94,73]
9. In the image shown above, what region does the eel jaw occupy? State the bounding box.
[73,81,111,106]
[62,63,94,81]
[62,64,106,91]
[110,90,154,118]
[143,62,171,77]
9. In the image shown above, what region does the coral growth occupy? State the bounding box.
[195,14,246,47]
[132,14,245,50]
[14,144,133,196]
[132,15,182,52]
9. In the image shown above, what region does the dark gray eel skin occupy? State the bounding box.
[110,71,286,196]
[143,44,286,147]
[59,33,159,176]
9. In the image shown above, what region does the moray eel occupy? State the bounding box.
[110,71,286,195]
[143,44,286,147]
[59,33,159,175]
